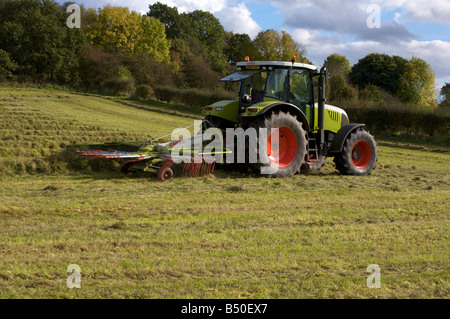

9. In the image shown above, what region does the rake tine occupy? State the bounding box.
[195,162,201,177]
[210,160,216,174]
[189,160,196,177]
[182,162,190,177]
[201,159,207,176]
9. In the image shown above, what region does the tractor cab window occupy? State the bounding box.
[239,71,267,104]
[266,68,288,101]
[289,70,312,111]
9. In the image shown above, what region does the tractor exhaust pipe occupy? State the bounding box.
[318,66,327,150]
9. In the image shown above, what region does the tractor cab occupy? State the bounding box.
[202,58,378,178]
[219,61,316,115]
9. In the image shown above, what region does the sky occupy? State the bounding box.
[71,0,450,89]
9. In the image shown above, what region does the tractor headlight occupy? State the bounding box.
[215,107,223,111]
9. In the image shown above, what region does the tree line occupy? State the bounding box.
[0,0,449,113]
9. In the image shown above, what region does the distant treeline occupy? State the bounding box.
[0,0,448,141]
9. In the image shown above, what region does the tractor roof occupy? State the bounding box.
[236,61,317,71]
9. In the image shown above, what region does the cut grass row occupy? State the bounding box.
[0,88,197,175]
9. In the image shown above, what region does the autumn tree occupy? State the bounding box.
[324,54,351,77]
[78,45,122,89]
[397,57,438,108]
[253,30,308,63]
[85,6,171,64]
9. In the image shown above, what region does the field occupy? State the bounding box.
[0,87,449,298]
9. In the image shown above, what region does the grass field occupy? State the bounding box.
[0,87,449,298]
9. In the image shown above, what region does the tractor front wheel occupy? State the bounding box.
[333,128,377,175]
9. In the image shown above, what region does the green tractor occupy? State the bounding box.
[202,57,378,177]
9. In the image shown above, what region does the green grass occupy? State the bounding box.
[0,87,449,298]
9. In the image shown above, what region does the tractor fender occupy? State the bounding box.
[258,102,310,132]
[329,124,365,153]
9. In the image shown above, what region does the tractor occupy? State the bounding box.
[201,56,378,177]
[76,57,377,181]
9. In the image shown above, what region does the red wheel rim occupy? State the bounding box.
[267,126,298,167]
[305,155,317,164]
[157,165,174,182]
[351,141,371,169]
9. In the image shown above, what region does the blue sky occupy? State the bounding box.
[70,0,450,88]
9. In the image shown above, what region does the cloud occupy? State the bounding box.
[77,1,262,37]
[149,0,228,13]
[380,0,450,24]
[291,28,450,85]
[279,0,418,43]
[214,3,262,38]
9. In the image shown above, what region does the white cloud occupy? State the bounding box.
[394,12,402,24]
[275,0,418,42]
[82,0,228,14]
[78,1,262,37]
[380,0,450,24]
[291,28,450,85]
[149,0,228,13]
[214,3,262,38]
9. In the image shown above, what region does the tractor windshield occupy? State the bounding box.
[220,68,290,105]
[265,69,288,101]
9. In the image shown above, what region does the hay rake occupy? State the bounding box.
[76,123,226,182]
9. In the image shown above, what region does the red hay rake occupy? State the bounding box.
[180,156,216,178]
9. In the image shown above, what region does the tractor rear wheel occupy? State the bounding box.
[249,111,308,178]
[333,128,377,175]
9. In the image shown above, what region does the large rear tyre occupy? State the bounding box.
[249,111,308,178]
[333,128,377,175]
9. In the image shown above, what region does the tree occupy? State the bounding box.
[397,57,437,108]
[146,2,187,39]
[359,84,385,107]
[439,83,450,108]
[324,54,351,78]
[0,0,85,83]
[253,30,308,63]
[0,49,18,81]
[78,45,122,89]
[185,10,227,72]
[224,32,262,63]
[350,53,407,96]
[84,5,171,63]
[122,53,175,88]
[327,74,355,104]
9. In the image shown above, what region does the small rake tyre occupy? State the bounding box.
[157,162,177,182]
[333,128,377,175]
